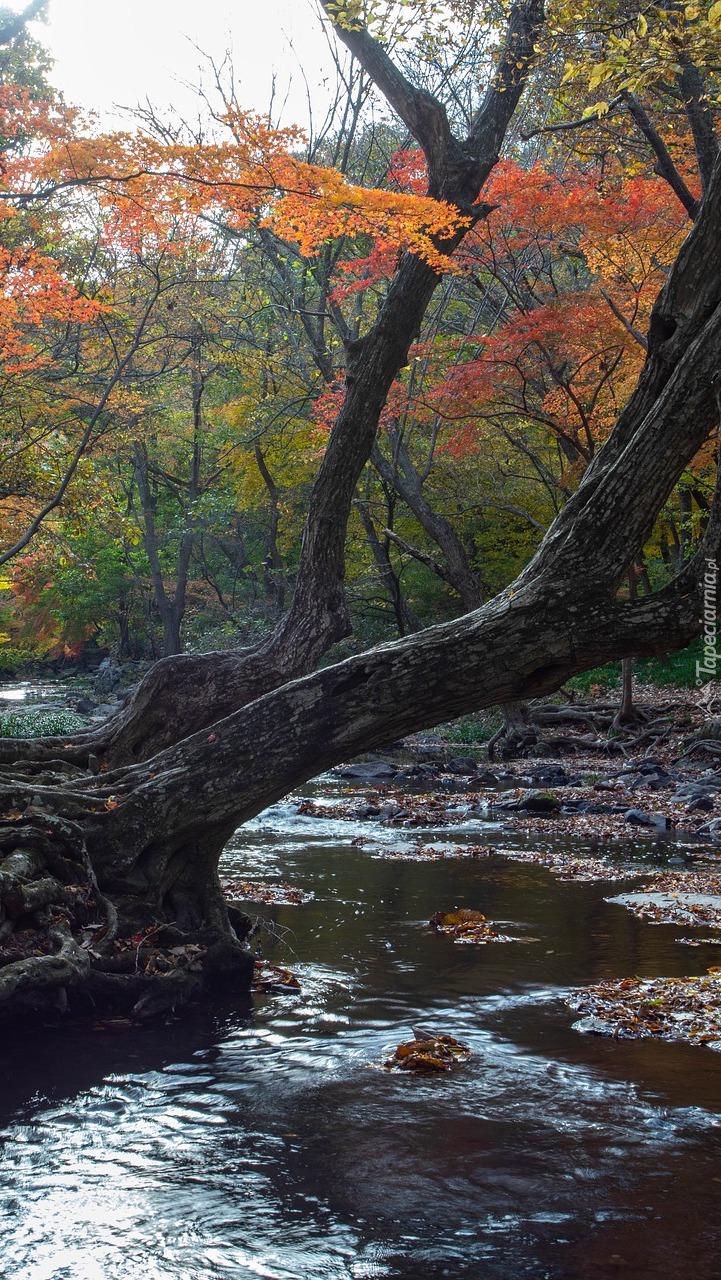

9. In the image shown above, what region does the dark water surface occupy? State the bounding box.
[1,783,721,1279]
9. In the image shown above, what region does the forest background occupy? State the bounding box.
[0,0,718,695]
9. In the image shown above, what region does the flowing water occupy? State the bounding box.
[1,777,721,1280]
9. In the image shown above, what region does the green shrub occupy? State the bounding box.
[442,710,502,743]
[0,645,39,676]
[567,638,706,694]
[0,710,87,738]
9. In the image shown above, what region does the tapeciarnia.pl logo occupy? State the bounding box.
[696,557,719,686]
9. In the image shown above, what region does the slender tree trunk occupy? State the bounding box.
[254,445,286,613]
[356,495,422,635]
[371,424,484,611]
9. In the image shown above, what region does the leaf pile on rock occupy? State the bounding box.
[430,908,520,944]
[383,1032,472,1073]
[567,969,721,1049]
[494,846,640,882]
[654,870,721,896]
[251,961,302,993]
[221,877,314,905]
[607,872,721,930]
[615,896,721,929]
[367,840,494,861]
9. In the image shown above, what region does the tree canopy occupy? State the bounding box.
[0,0,718,1022]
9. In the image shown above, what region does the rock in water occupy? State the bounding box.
[339,761,398,780]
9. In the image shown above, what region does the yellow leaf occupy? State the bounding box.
[589,65,610,90]
[637,12,648,35]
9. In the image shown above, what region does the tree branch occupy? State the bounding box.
[319,2,458,190]
[622,92,699,219]
[383,526,454,584]
[520,98,623,141]
[467,0,546,165]
[600,290,648,351]
[0,0,45,46]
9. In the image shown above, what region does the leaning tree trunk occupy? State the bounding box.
[0,9,720,1024]
[0,154,719,1022]
[0,0,545,772]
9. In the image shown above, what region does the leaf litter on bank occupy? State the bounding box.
[567,969,721,1049]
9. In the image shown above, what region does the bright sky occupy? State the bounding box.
[28,0,335,127]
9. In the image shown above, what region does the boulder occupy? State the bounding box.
[445,756,477,775]
[93,657,122,697]
[475,769,500,786]
[339,761,397,780]
[529,767,571,788]
[65,695,98,715]
[686,794,714,813]
[624,808,651,826]
[695,817,721,839]
[517,790,562,813]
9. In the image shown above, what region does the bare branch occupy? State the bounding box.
[383,527,454,584]
[600,290,648,351]
[622,92,699,220]
[318,2,459,189]
[520,98,624,141]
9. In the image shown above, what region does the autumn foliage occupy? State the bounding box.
[0,2,716,658]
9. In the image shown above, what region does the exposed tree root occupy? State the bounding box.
[486,693,715,761]
[0,797,253,1024]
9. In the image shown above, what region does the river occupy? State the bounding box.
[1,772,720,1279]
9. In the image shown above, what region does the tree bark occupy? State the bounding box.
[1,5,720,1024]
[2,0,544,769]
